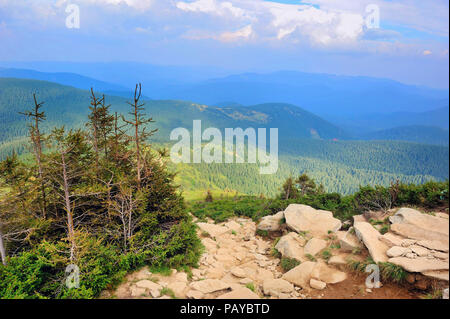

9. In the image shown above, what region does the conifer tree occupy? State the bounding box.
[19,94,47,218]
[122,84,157,187]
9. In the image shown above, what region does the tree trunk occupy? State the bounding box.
[0,226,7,266]
[61,152,75,261]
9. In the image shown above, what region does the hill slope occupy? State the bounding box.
[0,77,448,196]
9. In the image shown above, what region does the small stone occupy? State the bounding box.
[309,279,326,290]
[230,267,247,278]
[443,288,449,300]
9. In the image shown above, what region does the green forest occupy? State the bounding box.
[1,78,448,197]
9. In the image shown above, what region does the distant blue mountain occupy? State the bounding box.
[150,71,448,116]
[0,67,131,92]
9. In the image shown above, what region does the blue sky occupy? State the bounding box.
[0,0,448,88]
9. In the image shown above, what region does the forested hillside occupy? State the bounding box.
[1,78,448,197]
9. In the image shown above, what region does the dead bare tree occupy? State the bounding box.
[19,94,47,219]
[122,84,157,188]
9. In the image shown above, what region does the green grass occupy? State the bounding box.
[245,282,255,292]
[280,257,301,272]
[160,287,176,299]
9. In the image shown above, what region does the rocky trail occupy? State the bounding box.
[107,205,449,299]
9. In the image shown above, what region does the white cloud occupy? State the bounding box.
[219,24,253,42]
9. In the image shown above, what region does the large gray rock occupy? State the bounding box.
[304,238,327,256]
[189,279,230,294]
[263,279,294,296]
[311,262,347,284]
[275,232,306,261]
[337,230,362,252]
[282,261,316,289]
[388,257,449,273]
[257,211,284,232]
[284,204,342,237]
[386,246,412,258]
[217,287,260,299]
[354,222,389,263]
[389,208,449,245]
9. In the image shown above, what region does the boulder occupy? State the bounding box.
[275,232,306,261]
[422,270,449,282]
[388,257,449,273]
[135,280,161,291]
[217,287,260,299]
[189,279,230,294]
[257,211,284,232]
[310,279,326,290]
[443,288,449,299]
[379,233,404,247]
[263,279,294,296]
[284,204,342,237]
[167,282,187,298]
[304,238,327,256]
[416,240,449,253]
[282,261,316,289]
[328,254,348,266]
[354,222,389,263]
[130,286,147,297]
[186,290,204,299]
[386,246,411,258]
[197,222,230,239]
[337,230,362,252]
[389,208,449,245]
[409,245,431,257]
[311,262,347,284]
[230,267,247,278]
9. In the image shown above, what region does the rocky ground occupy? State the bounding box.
[106,205,449,299]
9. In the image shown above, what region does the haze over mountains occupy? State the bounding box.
[1,63,448,145]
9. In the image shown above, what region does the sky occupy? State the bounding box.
[0,0,449,88]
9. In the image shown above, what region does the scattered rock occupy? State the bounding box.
[135,280,161,291]
[304,238,327,256]
[388,257,449,273]
[337,230,362,252]
[354,222,389,263]
[275,232,306,261]
[409,245,430,257]
[328,254,348,266]
[310,279,326,290]
[389,208,449,245]
[230,267,247,278]
[130,286,147,297]
[284,204,342,237]
[189,279,230,294]
[186,290,204,299]
[386,246,411,258]
[421,270,449,282]
[216,287,260,299]
[379,233,404,247]
[263,279,294,296]
[311,262,347,284]
[197,222,229,239]
[282,261,317,289]
[168,282,187,298]
[257,211,284,232]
